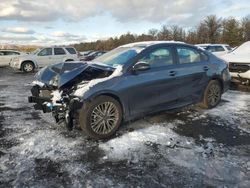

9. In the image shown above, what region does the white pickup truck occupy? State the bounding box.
[10,46,79,72]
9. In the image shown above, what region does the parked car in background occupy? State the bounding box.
[195,44,211,50]
[10,46,79,73]
[81,51,106,61]
[205,44,232,57]
[79,50,94,57]
[29,41,230,139]
[196,44,232,57]
[222,41,250,84]
[0,50,26,67]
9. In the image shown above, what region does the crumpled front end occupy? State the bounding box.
[28,84,83,130]
[28,61,114,130]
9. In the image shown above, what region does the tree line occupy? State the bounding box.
[74,15,250,51]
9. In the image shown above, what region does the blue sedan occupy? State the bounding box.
[29,41,231,139]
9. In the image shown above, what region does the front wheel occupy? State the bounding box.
[22,62,34,73]
[79,96,122,139]
[201,80,222,109]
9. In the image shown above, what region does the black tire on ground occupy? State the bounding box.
[21,61,35,73]
[201,80,222,109]
[79,96,122,139]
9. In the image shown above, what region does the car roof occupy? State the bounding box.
[48,46,75,48]
[121,41,185,48]
[208,44,230,46]
[195,44,211,46]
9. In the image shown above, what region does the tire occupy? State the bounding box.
[201,80,222,109]
[22,61,34,73]
[79,96,122,139]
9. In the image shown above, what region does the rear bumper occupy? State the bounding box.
[9,60,21,70]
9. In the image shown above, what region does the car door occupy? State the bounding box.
[173,45,210,104]
[52,48,67,63]
[36,48,53,67]
[126,45,181,116]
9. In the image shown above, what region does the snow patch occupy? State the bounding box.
[99,123,191,162]
[205,90,250,132]
[51,90,62,105]
[74,65,123,97]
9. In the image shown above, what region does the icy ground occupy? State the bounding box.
[0,68,250,187]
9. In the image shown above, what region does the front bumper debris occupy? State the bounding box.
[28,84,83,130]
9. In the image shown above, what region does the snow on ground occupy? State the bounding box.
[0,68,250,187]
[99,116,250,187]
[206,90,250,133]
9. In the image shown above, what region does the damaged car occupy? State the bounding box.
[28,41,231,139]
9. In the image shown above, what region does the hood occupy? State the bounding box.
[34,61,114,89]
[221,52,250,63]
[18,54,37,59]
[221,41,250,63]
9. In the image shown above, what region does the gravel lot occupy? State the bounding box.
[0,67,250,187]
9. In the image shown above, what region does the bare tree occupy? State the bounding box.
[169,25,185,41]
[157,25,171,40]
[148,29,159,40]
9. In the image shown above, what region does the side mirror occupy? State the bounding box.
[133,61,150,72]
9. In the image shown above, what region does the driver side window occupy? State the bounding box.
[38,48,52,56]
[139,47,174,68]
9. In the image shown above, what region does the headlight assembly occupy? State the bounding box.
[49,75,59,87]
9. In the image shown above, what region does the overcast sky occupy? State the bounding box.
[0,0,249,46]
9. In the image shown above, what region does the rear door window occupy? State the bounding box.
[54,48,66,55]
[177,47,202,64]
[5,51,20,55]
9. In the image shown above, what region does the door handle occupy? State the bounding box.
[169,70,176,76]
[203,66,209,71]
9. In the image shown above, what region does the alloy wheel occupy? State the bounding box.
[207,84,221,106]
[23,63,33,72]
[90,102,119,135]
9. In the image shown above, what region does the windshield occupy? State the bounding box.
[32,48,41,55]
[94,47,143,67]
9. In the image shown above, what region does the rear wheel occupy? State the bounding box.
[22,61,34,73]
[201,80,222,109]
[79,96,122,139]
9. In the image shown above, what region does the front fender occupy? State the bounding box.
[81,90,127,119]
